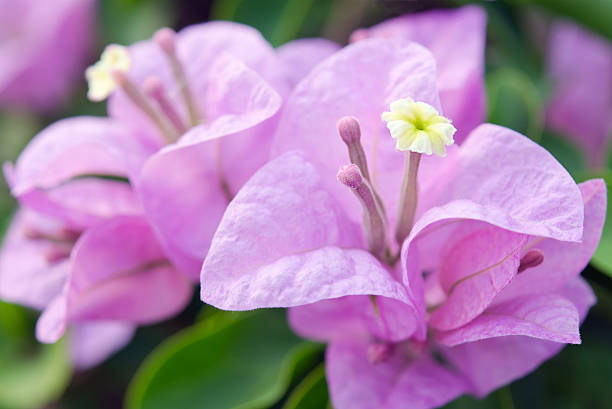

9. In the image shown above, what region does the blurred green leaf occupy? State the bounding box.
[487,68,545,141]
[271,0,317,46]
[282,364,329,409]
[442,388,513,409]
[0,111,40,229]
[126,310,319,409]
[211,0,244,20]
[0,303,30,340]
[99,0,175,45]
[504,0,612,40]
[538,130,586,179]
[510,340,612,409]
[212,0,335,46]
[0,336,72,409]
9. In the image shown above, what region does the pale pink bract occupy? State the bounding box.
[200,36,605,408]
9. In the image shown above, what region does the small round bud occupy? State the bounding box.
[349,29,369,43]
[367,343,393,364]
[337,116,362,144]
[518,249,545,273]
[45,245,72,263]
[337,164,363,189]
[154,27,176,55]
[142,76,165,100]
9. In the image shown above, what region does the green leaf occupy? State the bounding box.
[126,310,318,409]
[504,0,612,41]
[538,130,586,179]
[211,0,335,47]
[99,0,175,45]
[0,336,72,409]
[282,364,329,409]
[487,68,545,142]
[442,387,514,409]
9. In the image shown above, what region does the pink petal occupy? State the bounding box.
[495,179,606,303]
[11,117,153,197]
[351,5,486,143]
[276,38,341,89]
[202,152,404,305]
[178,21,288,97]
[177,54,282,150]
[109,21,287,140]
[0,210,68,309]
[204,244,413,313]
[429,223,528,331]
[557,276,596,320]
[443,336,563,398]
[290,295,424,343]
[70,321,135,370]
[36,216,192,343]
[0,0,95,112]
[271,39,440,228]
[408,123,583,261]
[289,297,370,342]
[546,22,612,167]
[18,178,143,230]
[136,144,227,277]
[436,294,581,346]
[442,276,595,397]
[137,56,283,276]
[327,340,469,409]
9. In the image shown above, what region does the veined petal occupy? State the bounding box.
[10,116,154,197]
[276,38,341,89]
[201,152,394,309]
[327,340,469,409]
[495,179,606,303]
[436,294,581,346]
[429,223,529,331]
[415,124,584,245]
[109,21,287,140]
[442,276,595,397]
[36,216,192,343]
[17,178,142,230]
[352,6,487,143]
[0,210,69,309]
[272,38,440,228]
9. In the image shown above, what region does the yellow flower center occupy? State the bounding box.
[381,98,456,157]
[85,44,131,102]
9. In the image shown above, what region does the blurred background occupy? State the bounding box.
[1,0,611,408]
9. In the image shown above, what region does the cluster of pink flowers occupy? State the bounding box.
[0,5,607,408]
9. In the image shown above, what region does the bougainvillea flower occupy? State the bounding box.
[350,5,486,144]
[0,0,95,111]
[0,208,138,369]
[201,38,605,408]
[2,22,338,364]
[1,120,192,364]
[276,38,341,89]
[547,21,612,168]
[5,22,338,279]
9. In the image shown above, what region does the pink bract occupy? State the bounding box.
[201,36,605,408]
[0,0,95,111]
[547,21,612,167]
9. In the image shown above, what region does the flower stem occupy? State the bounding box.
[395,151,421,246]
